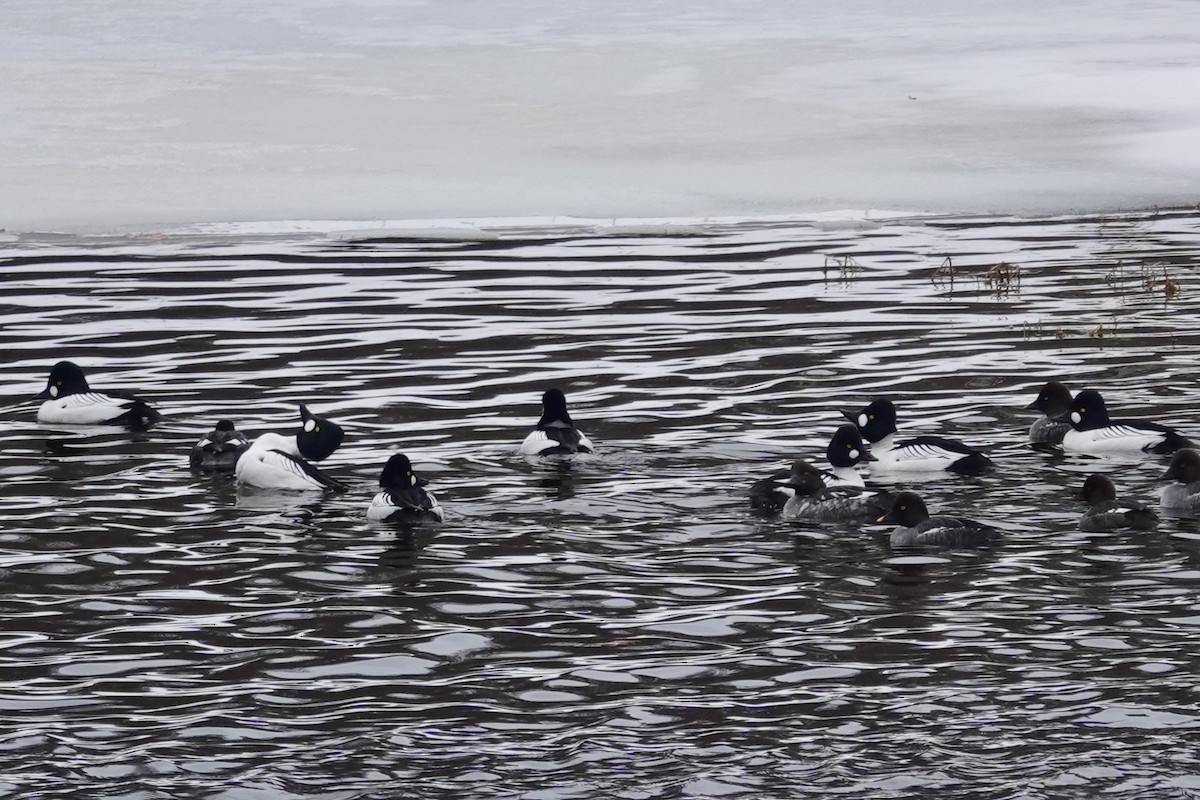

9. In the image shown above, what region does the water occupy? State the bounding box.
[3,208,1200,798]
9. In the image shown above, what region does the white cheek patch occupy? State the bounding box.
[849,449,860,459]
[303,419,316,432]
[1071,412,1081,424]
[858,413,867,428]
[49,385,58,398]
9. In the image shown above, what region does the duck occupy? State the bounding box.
[1026,381,1073,445]
[35,360,161,428]
[367,453,445,523]
[1057,389,1192,455]
[842,398,991,474]
[878,491,999,549]
[235,431,345,491]
[1078,474,1158,531]
[749,425,877,513]
[779,462,892,522]
[189,419,251,471]
[520,388,594,456]
[824,423,876,487]
[1161,448,1200,511]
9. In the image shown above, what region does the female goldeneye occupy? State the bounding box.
[189,419,251,471]
[35,360,161,428]
[520,389,594,456]
[235,431,345,491]
[297,403,344,461]
[1077,474,1158,531]
[750,425,877,513]
[879,491,999,549]
[1161,448,1200,511]
[367,453,445,523]
[842,398,991,475]
[1057,389,1193,455]
[780,463,892,522]
[1026,381,1073,444]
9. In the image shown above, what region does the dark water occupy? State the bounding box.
[3,209,1200,799]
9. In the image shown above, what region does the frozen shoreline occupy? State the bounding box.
[3,1,1200,234]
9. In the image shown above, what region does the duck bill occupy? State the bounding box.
[1024,398,1040,411]
[33,388,50,400]
[841,409,860,424]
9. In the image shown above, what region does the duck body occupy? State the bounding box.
[782,483,892,522]
[842,399,991,475]
[520,389,594,456]
[190,420,251,471]
[1078,474,1158,531]
[1026,381,1073,445]
[235,432,344,491]
[1161,448,1200,511]
[1059,390,1192,455]
[367,454,444,523]
[880,491,999,549]
[35,361,161,429]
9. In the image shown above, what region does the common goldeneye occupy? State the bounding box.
[235,431,345,491]
[779,462,892,522]
[1161,448,1200,511]
[842,398,991,474]
[189,419,251,471]
[1078,473,1158,531]
[367,453,445,523]
[749,425,876,513]
[1057,389,1193,455]
[35,360,161,429]
[878,491,999,549]
[1026,381,1073,444]
[520,388,594,456]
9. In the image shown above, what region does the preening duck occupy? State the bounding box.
[190,419,251,471]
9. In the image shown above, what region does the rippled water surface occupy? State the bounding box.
[4,210,1200,798]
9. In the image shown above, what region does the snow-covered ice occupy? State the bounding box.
[2,0,1200,233]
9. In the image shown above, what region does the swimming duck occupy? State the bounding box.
[878,491,999,549]
[520,388,594,456]
[749,425,877,513]
[1078,473,1158,531]
[189,419,251,471]
[1161,448,1200,511]
[1026,381,1073,445]
[35,360,161,428]
[1057,389,1192,455]
[842,398,991,474]
[367,453,445,523]
[780,462,892,522]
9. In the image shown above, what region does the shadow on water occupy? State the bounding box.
[4,209,1200,796]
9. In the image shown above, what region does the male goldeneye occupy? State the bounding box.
[1057,389,1192,455]
[1026,381,1073,444]
[878,491,999,549]
[824,423,876,487]
[296,403,344,461]
[35,360,161,428]
[235,431,345,491]
[1078,474,1158,531]
[190,419,251,471]
[367,453,445,523]
[1161,448,1200,511]
[842,398,991,474]
[520,388,594,456]
[779,462,892,522]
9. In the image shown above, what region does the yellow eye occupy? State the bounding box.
[868,414,875,421]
